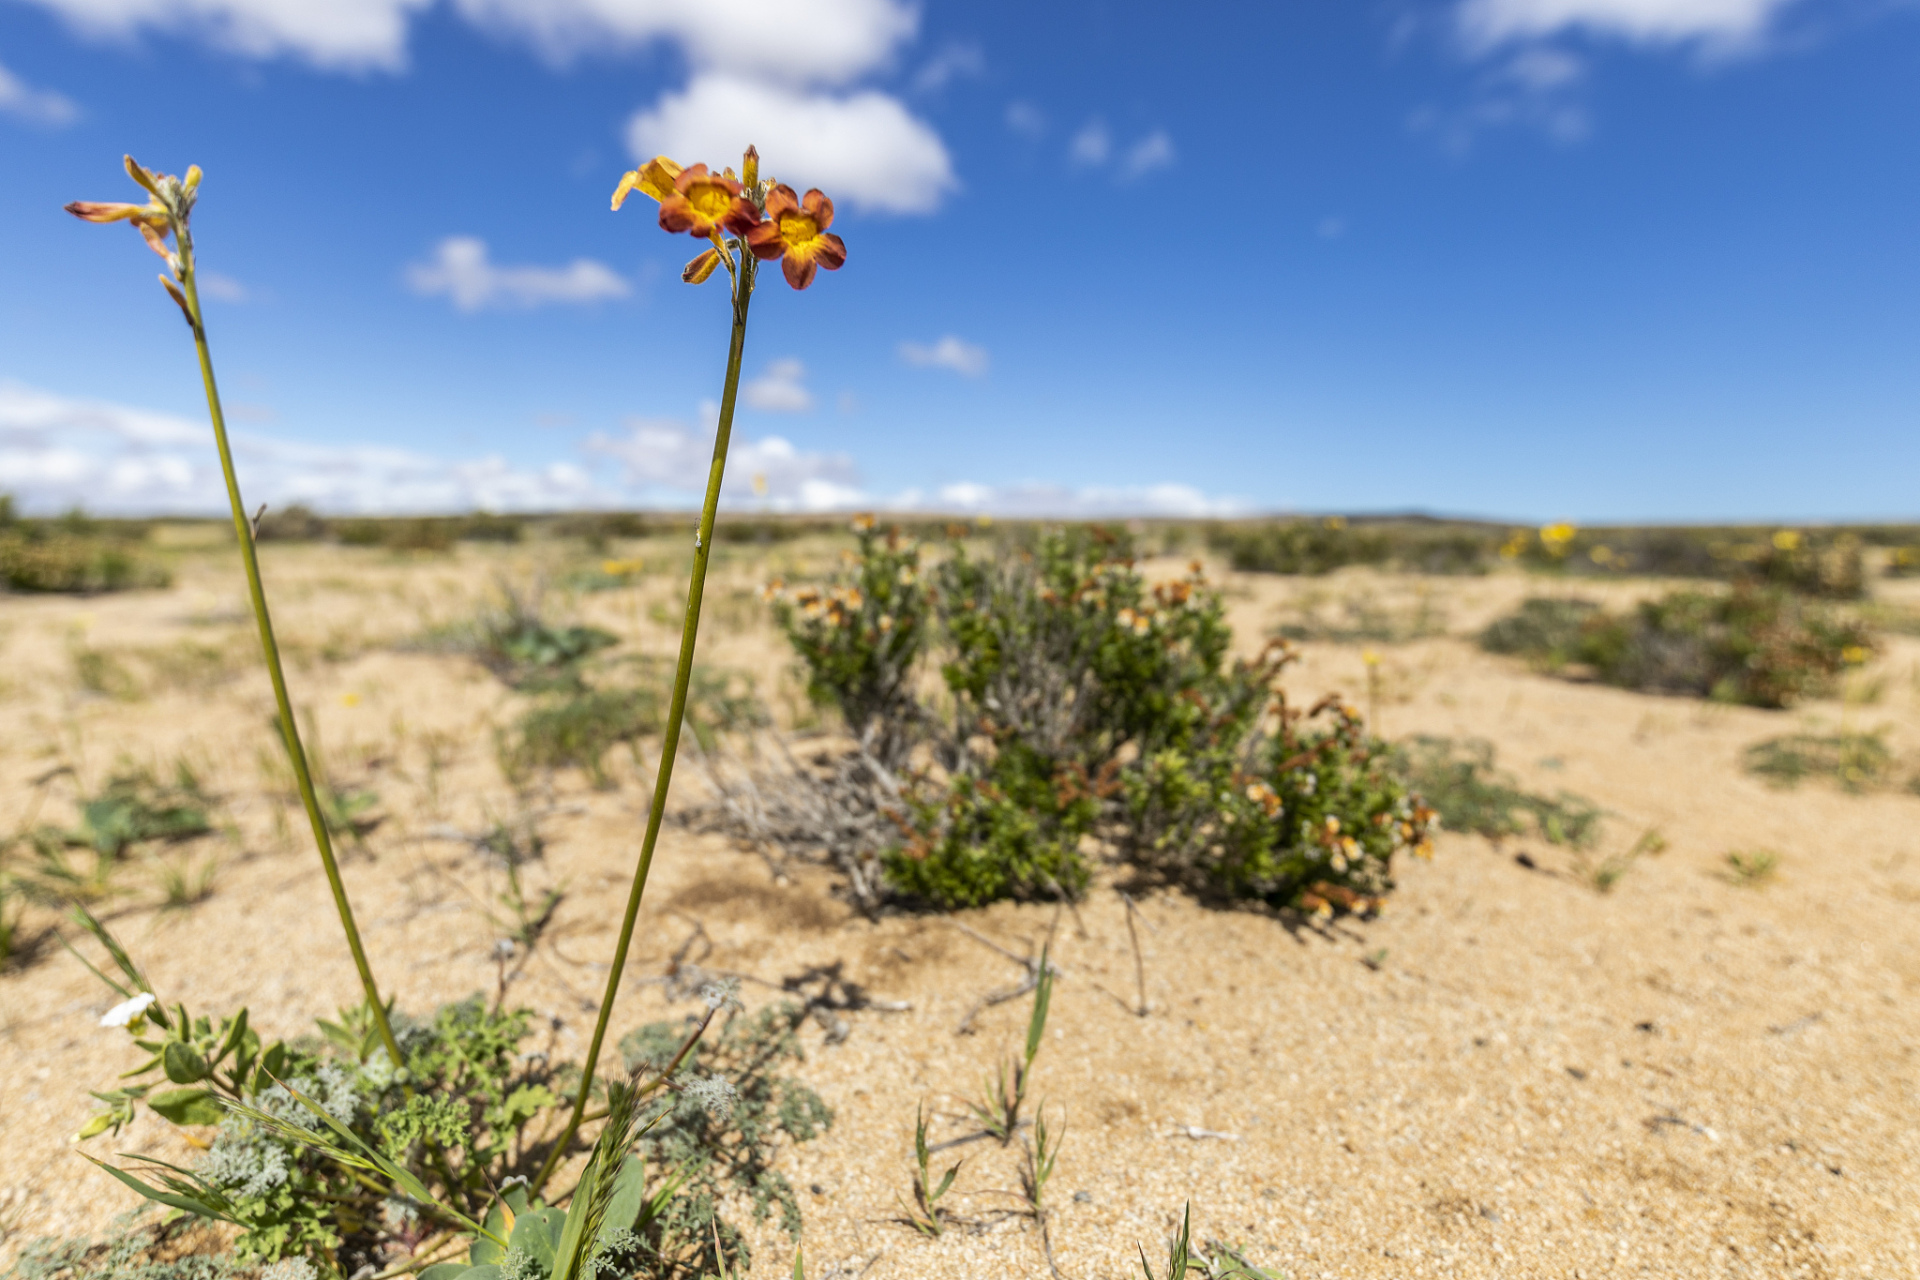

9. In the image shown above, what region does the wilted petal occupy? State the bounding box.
[682,247,722,284]
[137,221,173,261]
[64,201,146,224]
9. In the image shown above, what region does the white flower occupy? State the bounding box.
[99,992,156,1028]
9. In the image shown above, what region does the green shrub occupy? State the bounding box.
[1210,518,1389,576]
[1481,587,1871,708]
[253,505,329,542]
[1502,524,1866,599]
[1125,697,1434,912]
[0,532,171,594]
[772,524,1435,913]
[769,519,930,762]
[1887,546,1920,578]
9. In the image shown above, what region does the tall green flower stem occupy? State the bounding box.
[172,223,403,1070]
[533,247,757,1194]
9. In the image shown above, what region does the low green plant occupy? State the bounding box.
[1481,588,1872,708]
[501,687,660,788]
[1502,524,1866,599]
[1271,590,1447,644]
[12,763,216,904]
[1887,546,1920,578]
[616,1000,833,1274]
[1725,848,1780,886]
[1,1208,249,1280]
[1743,730,1895,793]
[438,586,620,690]
[1391,737,1601,848]
[1478,598,1602,666]
[68,909,794,1273]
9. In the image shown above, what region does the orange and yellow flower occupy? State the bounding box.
[745,185,847,290]
[658,164,761,240]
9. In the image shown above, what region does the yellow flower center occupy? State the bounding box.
[779,212,820,248]
[687,181,736,221]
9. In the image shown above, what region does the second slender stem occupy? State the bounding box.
[533,249,756,1192]
[178,239,403,1070]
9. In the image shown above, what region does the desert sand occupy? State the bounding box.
[2,526,1917,1279]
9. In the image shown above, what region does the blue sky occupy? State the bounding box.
[1,0,1916,521]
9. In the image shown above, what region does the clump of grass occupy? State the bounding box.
[902,1104,961,1236]
[1743,730,1895,793]
[1272,589,1448,644]
[1392,736,1602,848]
[460,585,620,690]
[1725,848,1781,886]
[501,687,661,788]
[155,855,219,910]
[1481,588,1872,709]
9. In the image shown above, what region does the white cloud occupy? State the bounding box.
[15,0,431,70]
[1458,0,1799,49]
[898,335,988,377]
[1005,101,1046,138]
[405,237,630,312]
[0,60,78,124]
[1119,129,1175,181]
[585,417,860,509]
[1069,118,1111,166]
[742,358,814,413]
[197,271,250,302]
[627,72,953,215]
[889,482,1249,519]
[0,380,607,514]
[455,0,916,84]
[910,42,983,93]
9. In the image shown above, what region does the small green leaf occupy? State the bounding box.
[148,1087,223,1126]
[416,1266,468,1280]
[162,1041,210,1085]
[597,1154,649,1244]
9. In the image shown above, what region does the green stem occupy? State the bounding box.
[532,249,755,1194]
[176,238,402,1071]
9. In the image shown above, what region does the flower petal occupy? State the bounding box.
[611,170,642,211]
[744,221,786,261]
[782,252,819,290]
[719,197,761,236]
[138,221,173,260]
[800,189,834,230]
[763,184,800,219]
[682,247,722,284]
[810,232,847,273]
[639,158,683,201]
[122,156,162,196]
[99,992,156,1028]
[657,194,700,236]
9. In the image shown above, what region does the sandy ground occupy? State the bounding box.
[3,528,1919,1280]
